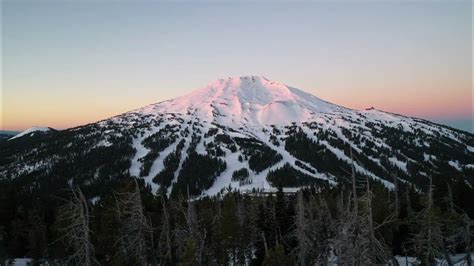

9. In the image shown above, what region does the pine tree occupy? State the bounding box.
[180,238,199,266]
[275,187,291,247]
[221,194,238,263]
[210,199,225,264]
[158,196,173,264]
[294,190,311,265]
[27,213,47,262]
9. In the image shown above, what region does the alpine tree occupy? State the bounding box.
[412,177,444,265]
[293,190,312,265]
[56,187,96,266]
[158,196,173,264]
[113,180,151,265]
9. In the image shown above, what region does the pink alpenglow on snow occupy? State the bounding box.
[135,76,347,128]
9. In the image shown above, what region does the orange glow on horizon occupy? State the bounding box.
[2,85,471,132]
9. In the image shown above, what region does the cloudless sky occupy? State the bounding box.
[1,0,472,132]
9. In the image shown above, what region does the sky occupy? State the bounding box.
[1,0,472,132]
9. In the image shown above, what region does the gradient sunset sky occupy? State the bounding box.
[1,0,472,132]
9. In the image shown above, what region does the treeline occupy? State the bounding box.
[0,173,473,265]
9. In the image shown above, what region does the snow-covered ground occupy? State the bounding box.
[327,254,474,266]
[4,258,33,266]
[394,253,474,266]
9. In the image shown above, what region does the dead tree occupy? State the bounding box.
[159,196,172,263]
[442,185,473,266]
[175,187,205,263]
[331,201,370,265]
[113,180,151,265]
[362,175,393,264]
[332,146,394,265]
[310,194,333,265]
[411,177,443,265]
[332,147,370,265]
[57,187,96,266]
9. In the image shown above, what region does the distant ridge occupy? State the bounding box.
[8,126,55,140]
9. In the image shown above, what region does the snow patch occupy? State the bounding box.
[90,196,101,205]
[448,160,462,171]
[388,157,408,173]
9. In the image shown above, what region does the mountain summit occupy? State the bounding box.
[137,76,343,127]
[1,76,473,199]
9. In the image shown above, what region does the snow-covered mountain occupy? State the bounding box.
[1,76,473,199]
[136,76,343,127]
[9,126,54,140]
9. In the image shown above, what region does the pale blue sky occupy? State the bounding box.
[2,0,472,132]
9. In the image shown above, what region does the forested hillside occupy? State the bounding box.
[0,173,472,265]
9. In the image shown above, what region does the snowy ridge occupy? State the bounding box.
[9,127,53,140]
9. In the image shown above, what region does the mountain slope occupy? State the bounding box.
[0,131,19,142]
[1,76,472,200]
[8,126,54,140]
